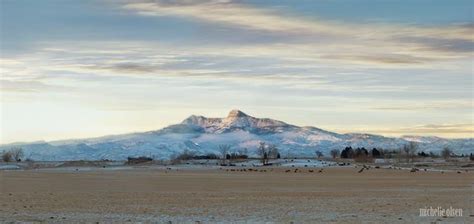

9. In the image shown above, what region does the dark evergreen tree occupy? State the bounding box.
[340,147,354,158]
[355,147,368,158]
[418,151,428,157]
[371,148,381,158]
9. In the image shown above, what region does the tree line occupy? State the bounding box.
[328,142,469,162]
[3,143,473,163]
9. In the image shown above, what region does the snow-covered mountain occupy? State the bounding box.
[1,110,473,161]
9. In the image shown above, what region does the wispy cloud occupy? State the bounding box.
[338,123,474,138]
[119,0,473,66]
[0,80,56,93]
[371,102,472,111]
[385,123,474,135]
[1,41,471,96]
[120,0,473,40]
[1,1,472,142]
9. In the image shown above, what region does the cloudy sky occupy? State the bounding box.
[0,0,473,143]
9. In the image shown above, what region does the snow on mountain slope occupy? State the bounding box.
[181,109,294,134]
[1,110,472,161]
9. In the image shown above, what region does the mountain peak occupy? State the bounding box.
[227,109,248,118]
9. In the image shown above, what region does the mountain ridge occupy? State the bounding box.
[1,110,472,161]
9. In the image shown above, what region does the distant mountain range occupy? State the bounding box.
[1,110,472,161]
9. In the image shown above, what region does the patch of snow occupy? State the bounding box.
[0,164,21,170]
[279,159,336,168]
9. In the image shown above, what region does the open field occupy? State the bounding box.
[0,165,472,223]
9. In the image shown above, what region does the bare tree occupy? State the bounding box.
[315,150,323,159]
[330,149,340,159]
[237,148,248,158]
[175,149,196,161]
[268,144,279,159]
[1,151,13,162]
[441,147,452,160]
[11,147,24,162]
[258,142,268,165]
[219,144,231,164]
[402,142,418,163]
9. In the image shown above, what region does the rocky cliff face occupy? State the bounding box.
[182,109,293,134]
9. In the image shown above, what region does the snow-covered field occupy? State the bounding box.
[0,164,20,170]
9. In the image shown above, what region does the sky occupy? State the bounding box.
[0,0,473,143]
